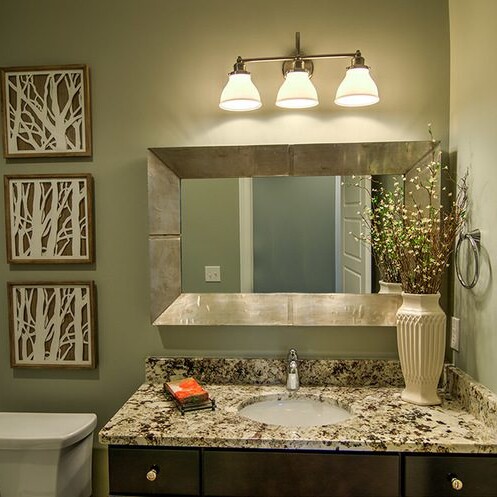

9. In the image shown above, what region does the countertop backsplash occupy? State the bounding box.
[446,365,497,430]
[145,356,406,387]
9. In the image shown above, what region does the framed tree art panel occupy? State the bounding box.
[4,174,94,264]
[0,64,92,158]
[8,282,97,369]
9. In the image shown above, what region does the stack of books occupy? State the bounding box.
[164,378,214,414]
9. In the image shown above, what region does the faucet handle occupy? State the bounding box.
[287,348,298,362]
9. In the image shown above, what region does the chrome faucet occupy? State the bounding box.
[286,348,299,391]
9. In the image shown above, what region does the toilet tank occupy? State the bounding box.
[0,412,97,497]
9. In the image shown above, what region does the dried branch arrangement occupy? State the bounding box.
[355,177,403,284]
[354,147,468,294]
[395,159,468,294]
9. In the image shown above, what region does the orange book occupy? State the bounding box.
[164,378,209,405]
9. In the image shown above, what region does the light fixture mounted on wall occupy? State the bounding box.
[219,32,379,112]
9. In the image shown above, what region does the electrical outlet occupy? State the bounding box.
[450,317,460,351]
[205,265,221,282]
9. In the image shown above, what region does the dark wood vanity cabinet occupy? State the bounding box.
[109,447,200,496]
[203,449,399,497]
[108,446,497,497]
[404,454,497,497]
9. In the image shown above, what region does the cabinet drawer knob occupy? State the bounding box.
[451,477,463,491]
[146,466,159,482]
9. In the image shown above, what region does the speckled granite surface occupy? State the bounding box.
[99,383,497,453]
[145,357,405,387]
[99,358,497,454]
[446,365,497,430]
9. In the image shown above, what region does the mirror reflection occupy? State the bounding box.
[181,174,402,294]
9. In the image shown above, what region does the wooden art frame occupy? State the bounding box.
[0,64,92,158]
[4,174,94,264]
[8,281,97,369]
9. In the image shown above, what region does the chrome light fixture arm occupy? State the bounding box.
[239,51,362,65]
[235,33,364,76]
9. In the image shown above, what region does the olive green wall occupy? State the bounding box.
[0,1,450,495]
[449,0,497,394]
[181,178,241,292]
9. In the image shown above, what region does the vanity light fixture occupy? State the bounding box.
[219,32,379,111]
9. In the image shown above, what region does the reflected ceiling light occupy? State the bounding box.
[219,32,379,111]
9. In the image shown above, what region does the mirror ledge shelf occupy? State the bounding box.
[153,293,402,327]
[148,140,438,327]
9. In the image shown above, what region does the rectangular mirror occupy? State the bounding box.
[181,174,404,294]
[148,142,438,326]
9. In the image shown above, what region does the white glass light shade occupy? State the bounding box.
[275,71,318,109]
[334,67,379,107]
[219,73,262,111]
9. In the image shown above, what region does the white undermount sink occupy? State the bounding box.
[238,395,352,427]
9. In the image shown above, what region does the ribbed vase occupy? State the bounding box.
[396,292,446,405]
[378,281,403,294]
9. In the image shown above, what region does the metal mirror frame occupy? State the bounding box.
[148,141,438,326]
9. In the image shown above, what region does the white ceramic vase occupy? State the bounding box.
[396,292,446,405]
[378,281,403,294]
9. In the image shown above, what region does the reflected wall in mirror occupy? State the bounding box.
[181,176,340,294]
[181,174,403,294]
[148,141,438,326]
[251,176,338,293]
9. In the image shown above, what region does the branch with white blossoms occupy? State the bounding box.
[351,175,403,284]
[351,154,468,294]
[395,159,468,294]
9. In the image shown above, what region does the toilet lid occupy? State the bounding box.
[0,412,97,450]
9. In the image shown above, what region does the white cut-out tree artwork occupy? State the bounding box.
[5,175,93,263]
[9,283,96,368]
[1,65,91,157]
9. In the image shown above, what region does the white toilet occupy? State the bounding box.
[0,412,97,497]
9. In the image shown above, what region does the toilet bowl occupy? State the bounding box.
[0,412,97,497]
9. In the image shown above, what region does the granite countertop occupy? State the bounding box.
[99,381,497,453]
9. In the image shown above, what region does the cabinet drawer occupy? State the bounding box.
[404,454,497,497]
[203,449,399,497]
[109,446,200,496]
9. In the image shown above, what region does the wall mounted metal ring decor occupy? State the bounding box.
[4,174,94,264]
[7,281,97,369]
[0,64,92,158]
[455,228,481,289]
